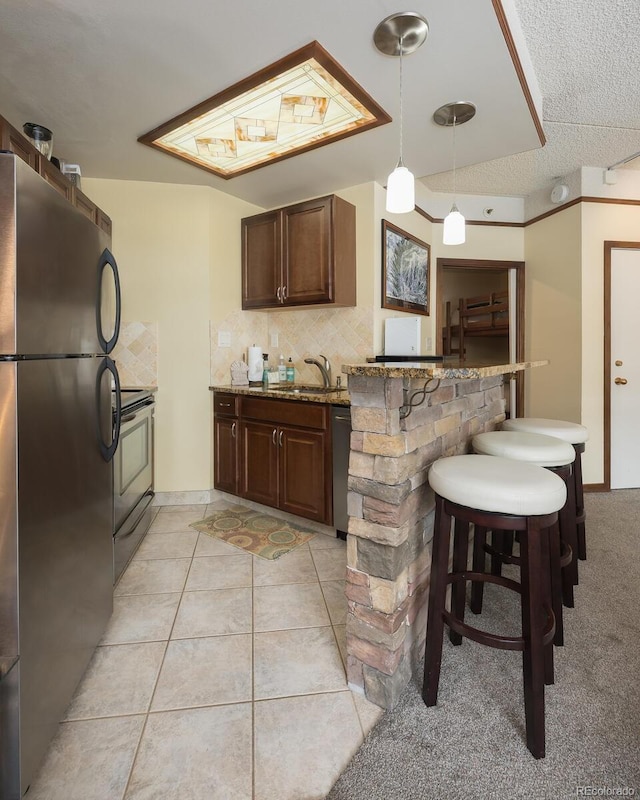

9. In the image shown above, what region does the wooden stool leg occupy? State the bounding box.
[520,518,547,759]
[562,464,579,599]
[574,446,587,560]
[540,526,555,686]
[470,525,487,614]
[449,517,470,645]
[548,520,564,647]
[490,530,505,576]
[423,496,453,707]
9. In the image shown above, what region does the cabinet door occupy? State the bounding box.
[0,117,39,169]
[240,420,278,507]
[38,156,72,201]
[214,417,239,495]
[242,211,281,309]
[73,188,98,222]
[282,196,333,306]
[278,425,330,523]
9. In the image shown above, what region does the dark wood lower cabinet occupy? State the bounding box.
[240,420,278,506]
[213,417,239,495]
[279,426,327,522]
[214,392,333,525]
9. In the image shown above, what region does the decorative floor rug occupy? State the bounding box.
[190,505,315,560]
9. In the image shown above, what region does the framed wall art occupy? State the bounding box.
[382,220,430,316]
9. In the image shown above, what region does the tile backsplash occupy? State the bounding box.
[113,321,158,387]
[210,307,373,386]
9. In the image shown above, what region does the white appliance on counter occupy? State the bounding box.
[384,316,422,356]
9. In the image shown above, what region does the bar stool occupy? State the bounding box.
[472,430,577,641]
[502,418,589,561]
[423,455,567,759]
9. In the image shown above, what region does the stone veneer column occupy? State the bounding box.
[345,374,506,708]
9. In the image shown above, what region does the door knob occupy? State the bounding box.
[614,377,628,385]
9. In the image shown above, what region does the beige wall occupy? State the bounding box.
[524,205,582,427]
[83,177,261,492]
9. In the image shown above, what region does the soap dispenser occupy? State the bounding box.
[286,357,295,383]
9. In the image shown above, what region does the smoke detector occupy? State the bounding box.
[550,183,569,204]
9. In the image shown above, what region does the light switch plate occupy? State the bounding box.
[217,331,231,347]
[270,333,279,348]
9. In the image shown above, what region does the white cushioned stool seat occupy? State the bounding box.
[502,417,588,445]
[472,431,575,467]
[429,455,566,517]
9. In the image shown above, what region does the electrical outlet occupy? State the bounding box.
[217,331,231,347]
[426,337,433,352]
[270,332,279,348]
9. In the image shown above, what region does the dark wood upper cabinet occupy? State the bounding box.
[241,211,280,309]
[241,194,356,310]
[0,112,110,233]
[0,116,39,169]
[38,155,73,201]
[72,187,98,222]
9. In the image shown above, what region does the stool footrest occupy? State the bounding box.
[484,543,521,566]
[444,572,556,651]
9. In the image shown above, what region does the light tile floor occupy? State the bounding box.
[28,502,383,800]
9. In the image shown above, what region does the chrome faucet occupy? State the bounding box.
[304,354,332,388]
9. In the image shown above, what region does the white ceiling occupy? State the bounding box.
[0,0,637,206]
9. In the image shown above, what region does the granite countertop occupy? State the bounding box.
[341,359,549,380]
[209,384,351,406]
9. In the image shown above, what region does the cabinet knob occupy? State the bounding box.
[615,359,623,367]
[614,377,628,385]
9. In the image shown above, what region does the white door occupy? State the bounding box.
[611,247,640,488]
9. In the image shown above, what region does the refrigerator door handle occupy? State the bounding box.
[98,357,121,462]
[97,248,122,354]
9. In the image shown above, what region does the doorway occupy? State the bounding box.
[604,241,640,489]
[436,258,525,416]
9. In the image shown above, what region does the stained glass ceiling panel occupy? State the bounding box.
[138,41,390,179]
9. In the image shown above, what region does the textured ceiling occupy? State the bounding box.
[0,1,635,204]
[422,0,640,196]
[0,0,542,207]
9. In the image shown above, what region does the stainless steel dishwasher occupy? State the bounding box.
[331,406,352,539]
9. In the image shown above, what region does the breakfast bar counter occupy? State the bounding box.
[338,358,547,709]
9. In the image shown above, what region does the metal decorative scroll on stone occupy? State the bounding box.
[399,378,441,419]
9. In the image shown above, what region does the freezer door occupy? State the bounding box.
[0,154,120,356]
[16,357,114,793]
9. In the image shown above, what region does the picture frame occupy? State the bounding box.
[382,220,430,316]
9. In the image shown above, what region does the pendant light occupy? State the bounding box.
[433,101,476,245]
[374,12,429,215]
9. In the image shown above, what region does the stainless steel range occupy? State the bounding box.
[112,388,156,581]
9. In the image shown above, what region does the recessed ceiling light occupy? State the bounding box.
[138,41,391,179]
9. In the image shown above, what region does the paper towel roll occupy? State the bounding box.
[247,346,264,382]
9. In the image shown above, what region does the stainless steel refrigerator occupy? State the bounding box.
[0,153,122,798]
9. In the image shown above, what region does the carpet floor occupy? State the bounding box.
[327,490,640,800]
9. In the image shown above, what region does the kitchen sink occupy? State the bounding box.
[272,384,348,395]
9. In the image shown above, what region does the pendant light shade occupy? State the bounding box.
[443,203,466,245]
[433,101,476,246]
[374,12,428,215]
[386,163,415,214]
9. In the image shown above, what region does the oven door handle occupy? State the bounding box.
[121,413,137,424]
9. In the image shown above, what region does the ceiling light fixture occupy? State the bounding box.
[433,101,476,245]
[138,41,391,179]
[374,12,429,215]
